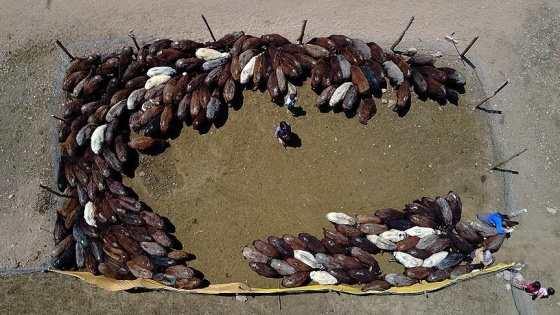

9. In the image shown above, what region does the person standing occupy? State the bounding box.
[285,93,298,116]
[275,121,291,146]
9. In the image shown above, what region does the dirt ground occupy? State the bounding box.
[123,61,494,288]
[1,1,559,314]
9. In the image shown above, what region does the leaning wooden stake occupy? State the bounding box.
[128,31,141,51]
[201,15,217,42]
[297,19,308,45]
[277,281,282,310]
[390,16,415,51]
[446,33,466,66]
[475,80,509,108]
[51,115,69,126]
[490,148,528,170]
[0,267,48,276]
[460,35,479,58]
[55,40,75,60]
[39,184,77,199]
[40,227,54,235]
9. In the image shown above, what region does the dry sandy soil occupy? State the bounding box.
[0,1,559,314]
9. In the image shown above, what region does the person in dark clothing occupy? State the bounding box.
[275,121,291,146]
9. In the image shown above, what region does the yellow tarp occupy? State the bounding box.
[50,262,514,295]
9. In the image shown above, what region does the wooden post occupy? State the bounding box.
[55,40,75,60]
[0,267,48,276]
[297,19,308,45]
[452,41,466,66]
[39,184,78,199]
[491,80,509,95]
[51,115,69,126]
[446,34,466,66]
[474,95,493,109]
[490,148,528,170]
[460,35,479,58]
[475,80,509,108]
[40,227,54,235]
[201,15,217,42]
[390,16,415,51]
[128,31,141,51]
[277,280,282,310]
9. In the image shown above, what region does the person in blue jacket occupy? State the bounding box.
[477,212,514,234]
[285,93,298,116]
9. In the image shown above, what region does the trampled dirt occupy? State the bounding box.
[121,58,497,288]
[1,1,559,315]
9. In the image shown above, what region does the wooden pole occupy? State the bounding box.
[446,34,466,66]
[297,19,308,45]
[390,16,415,51]
[474,96,493,109]
[475,80,509,108]
[0,267,48,276]
[460,35,479,58]
[40,227,54,235]
[491,80,509,95]
[201,15,217,42]
[39,184,77,199]
[55,40,75,60]
[452,41,466,66]
[277,281,282,310]
[51,115,69,126]
[128,31,141,51]
[490,148,528,170]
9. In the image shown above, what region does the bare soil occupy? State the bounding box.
[123,59,494,288]
[1,1,559,315]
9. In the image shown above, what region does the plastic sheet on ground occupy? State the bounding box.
[50,262,514,295]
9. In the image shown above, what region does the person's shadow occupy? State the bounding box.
[285,132,302,148]
[290,106,307,117]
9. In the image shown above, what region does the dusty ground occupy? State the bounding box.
[123,63,494,288]
[0,1,559,314]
